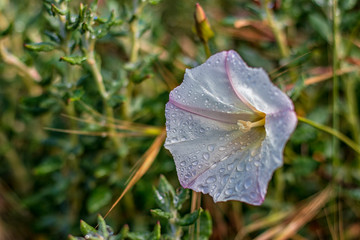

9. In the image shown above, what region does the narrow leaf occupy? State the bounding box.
[25,42,56,52]
[176,209,201,226]
[80,220,97,235]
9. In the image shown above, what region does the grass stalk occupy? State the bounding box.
[332,0,340,168]
[297,116,360,155]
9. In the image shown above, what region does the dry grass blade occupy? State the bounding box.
[269,52,310,76]
[254,186,334,240]
[235,210,291,239]
[43,127,148,137]
[104,129,166,218]
[285,66,358,91]
[60,114,163,136]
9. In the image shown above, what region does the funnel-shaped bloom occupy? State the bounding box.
[164,50,297,205]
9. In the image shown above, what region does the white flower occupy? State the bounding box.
[164,50,297,205]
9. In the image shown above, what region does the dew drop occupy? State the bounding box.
[244,178,253,189]
[225,189,233,196]
[237,161,245,172]
[207,144,215,152]
[206,176,216,184]
[219,146,226,151]
[203,152,210,160]
[180,161,186,167]
[222,174,230,185]
[192,160,198,166]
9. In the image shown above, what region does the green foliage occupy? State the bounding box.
[1,0,360,239]
[70,177,210,240]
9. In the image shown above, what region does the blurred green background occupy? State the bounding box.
[1,0,360,239]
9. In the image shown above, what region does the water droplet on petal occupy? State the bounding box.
[203,152,210,160]
[225,189,233,196]
[206,176,216,184]
[207,144,215,152]
[244,178,253,189]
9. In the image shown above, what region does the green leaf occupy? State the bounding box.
[51,3,67,15]
[149,222,161,240]
[148,0,162,5]
[33,157,62,175]
[86,186,112,213]
[198,210,212,240]
[153,175,175,211]
[80,220,97,235]
[116,225,129,240]
[97,215,108,238]
[25,42,56,52]
[60,56,87,65]
[153,187,167,211]
[176,209,201,226]
[308,13,331,42]
[174,188,189,210]
[158,175,175,197]
[150,209,172,220]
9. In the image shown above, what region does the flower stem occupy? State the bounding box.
[203,41,211,59]
[297,116,360,155]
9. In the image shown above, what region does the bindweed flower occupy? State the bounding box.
[164,50,297,205]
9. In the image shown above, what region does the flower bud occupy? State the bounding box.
[194,3,214,43]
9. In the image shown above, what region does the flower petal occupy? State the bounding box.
[169,51,259,124]
[165,102,268,205]
[225,50,294,114]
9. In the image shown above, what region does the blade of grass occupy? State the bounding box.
[104,130,166,218]
[60,114,163,136]
[43,127,154,137]
[254,186,334,240]
[297,116,360,155]
[285,66,358,91]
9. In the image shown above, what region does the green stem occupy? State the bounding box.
[263,0,297,82]
[87,39,121,150]
[332,0,340,167]
[203,41,211,59]
[264,0,289,58]
[123,3,144,119]
[274,168,284,209]
[297,116,360,155]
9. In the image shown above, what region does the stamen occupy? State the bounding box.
[237,117,266,132]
